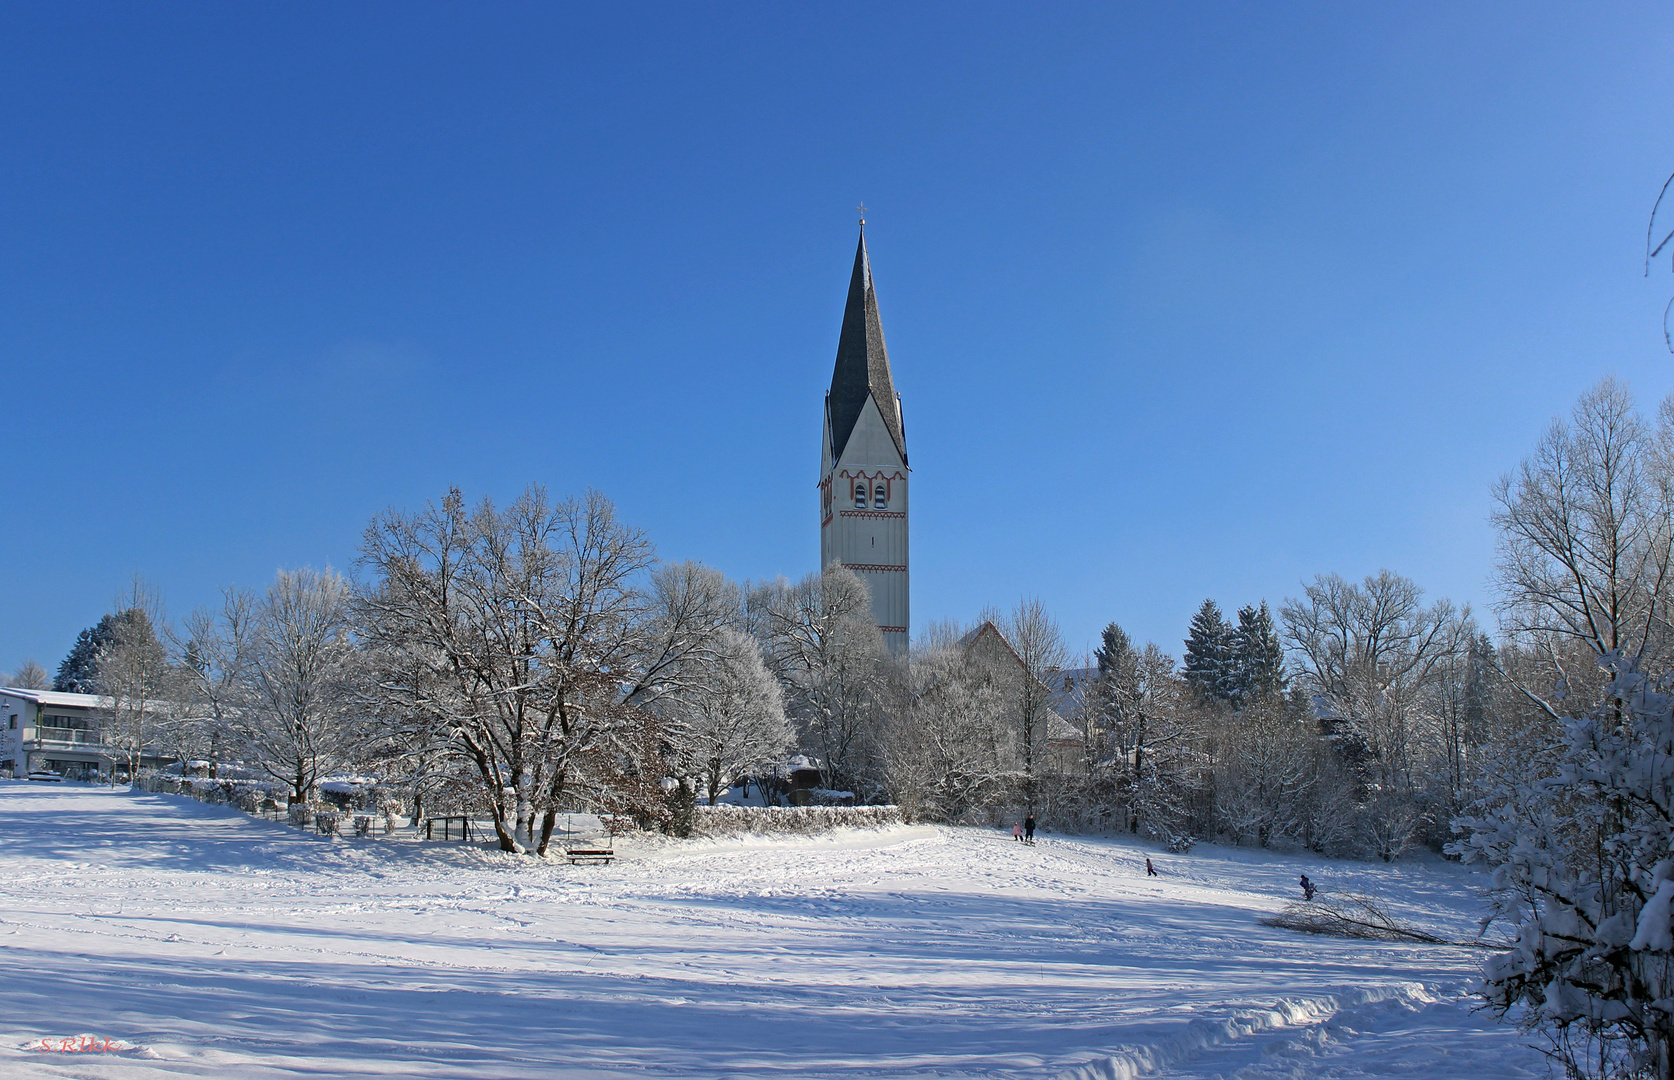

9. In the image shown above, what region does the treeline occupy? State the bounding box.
[14,381,1648,871]
[20,376,1674,1075]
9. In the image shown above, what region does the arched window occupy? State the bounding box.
[873,483,887,509]
[853,482,867,509]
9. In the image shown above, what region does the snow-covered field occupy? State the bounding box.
[0,782,1544,1079]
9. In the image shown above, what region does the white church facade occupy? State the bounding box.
[820,224,910,655]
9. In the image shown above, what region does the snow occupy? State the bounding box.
[0,782,1546,1078]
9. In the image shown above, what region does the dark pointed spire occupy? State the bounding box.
[827,225,906,465]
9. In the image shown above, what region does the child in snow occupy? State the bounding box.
[1145,857,1158,877]
[1300,874,1317,901]
[1013,822,1024,842]
[1023,814,1036,844]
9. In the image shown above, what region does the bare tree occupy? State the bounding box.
[177,587,256,778]
[621,561,745,710]
[229,568,362,806]
[1492,378,1674,714]
[1213,693,1327,849]
[754,565,887,796]
[6,659,49,690]
[95,577,174,783]
[360,487,581,852]
[1282,570,1473,858]
[1003,597,1067,809]
[358,486,681,855]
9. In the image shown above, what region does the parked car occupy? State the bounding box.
[26,770,63,783]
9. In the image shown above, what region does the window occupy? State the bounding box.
[873,483,887,509]
[39,714,95,744]
[853,483,867,509]
[7,715,15,730]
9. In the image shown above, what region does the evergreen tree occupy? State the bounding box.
[1463,631,1495,743]
[53,609,162,693]
[1095,622,1136,683]
[1229,601,1286,704]
[1183,599,1234,703]
[1094,621,1139,734]
[55,615,119,692]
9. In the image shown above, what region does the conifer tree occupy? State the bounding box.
[1183,600,1233,703]
[54,612,148,693]
[1095,622,1136,683]
[1229,601,1286,704]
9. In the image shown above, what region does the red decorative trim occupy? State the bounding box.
[836,469,906,511]
[842,562,907,573]
[840,510,905,519]
[836,469,907,480]
[878,626,908,634]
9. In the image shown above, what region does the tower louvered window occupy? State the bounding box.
[854,483,866,509]
[873,483,887,509]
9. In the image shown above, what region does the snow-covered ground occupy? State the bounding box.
[0,782,1545,1079]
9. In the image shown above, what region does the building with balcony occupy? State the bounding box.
[0,686,167,781]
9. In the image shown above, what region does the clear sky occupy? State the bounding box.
[4,2,1674,673]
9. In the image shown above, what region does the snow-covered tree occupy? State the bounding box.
[95,581,175,782]
[1001,597,1068,808]
[359,486,665,853]
[666,628,788,805]
[1228,601,1286,705]
[1092,623,1189,837]
[1453,658,1674,1079]
[229,568,364,806]
[883,623,1011,822]
[1183,600,1234,703]
[177,587,256,778]
[56,615,120,693]
[753,565,887,796]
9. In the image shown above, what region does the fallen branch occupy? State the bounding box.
[1260,892,1496,949]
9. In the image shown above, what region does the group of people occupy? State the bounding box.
[1005,817,1322,899]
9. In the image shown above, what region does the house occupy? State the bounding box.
[956,622,1085,775]
[0,687,169,781]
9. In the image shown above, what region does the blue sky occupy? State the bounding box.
[4,2,1674,673]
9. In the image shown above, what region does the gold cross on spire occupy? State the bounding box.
[857,203,867,225]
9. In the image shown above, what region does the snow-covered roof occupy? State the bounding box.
[0,687,108,709]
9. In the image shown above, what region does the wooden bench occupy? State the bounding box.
[565,848,614,865]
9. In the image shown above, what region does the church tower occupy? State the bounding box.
[820,222,909,655]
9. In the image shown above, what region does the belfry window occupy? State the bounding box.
[853,483,867,509]
[873,483,888,509]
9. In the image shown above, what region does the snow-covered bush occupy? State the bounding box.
[135,772,278,812]
[688,804,901,837]
[1451,659,1674,1079]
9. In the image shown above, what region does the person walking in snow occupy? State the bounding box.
[1012,822,1024,842]
[1300,874,1317,901]
[1145,857,1158,877]
[1023,814,1037,844]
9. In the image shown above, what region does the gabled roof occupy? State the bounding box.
[827,227,907,466]
[957,622,1076,742]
